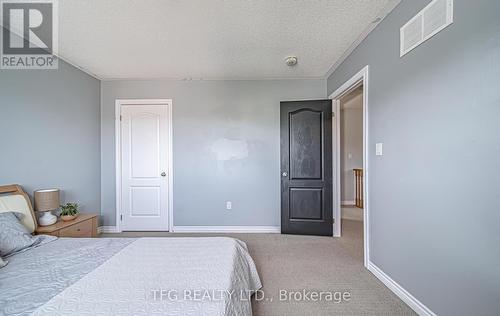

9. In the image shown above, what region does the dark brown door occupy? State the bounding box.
[280,100,333,236]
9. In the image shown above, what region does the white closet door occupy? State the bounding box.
[120,104,169,231]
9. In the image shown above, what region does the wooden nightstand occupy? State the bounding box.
[35,213,99,237]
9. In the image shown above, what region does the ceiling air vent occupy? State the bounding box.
[400,0,453,57]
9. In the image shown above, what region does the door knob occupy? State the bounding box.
[282,172,288,177]
[161,172,166,177]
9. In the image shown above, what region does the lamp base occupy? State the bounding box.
[38,211,57,226]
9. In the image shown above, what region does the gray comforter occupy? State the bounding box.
[0,238,134,316]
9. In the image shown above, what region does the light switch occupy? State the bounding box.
[375,143,383,156]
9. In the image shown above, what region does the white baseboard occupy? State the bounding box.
[341,200,355,206]
[172,226,281,233]
[99,225,281,234]
[98,226,120,234]
[368,262,436,316]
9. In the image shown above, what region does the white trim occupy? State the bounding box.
[172,226,281,233]
[98,225,280,234]
[368,262,436,316]
[115,99,174,233]
[333,99,341,237]
[115,103,121,232]
[341,200,356,206]
[97,226,120,234]
[324,0,400,78]
[329,65,369,268]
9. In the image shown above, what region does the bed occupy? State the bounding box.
[0,185,262,316]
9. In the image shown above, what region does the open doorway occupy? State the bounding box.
[340,85,364,227]
[330,66,369,267]
[338,85,364,262]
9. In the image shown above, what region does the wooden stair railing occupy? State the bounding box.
[353,169,364,209]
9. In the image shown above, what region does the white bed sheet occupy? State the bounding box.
[32,237,262,316]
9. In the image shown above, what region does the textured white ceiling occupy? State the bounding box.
[58,0,397,80]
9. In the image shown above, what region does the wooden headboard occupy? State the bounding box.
[0,184,37,232]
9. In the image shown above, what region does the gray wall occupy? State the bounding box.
[0,60,101,215]
[101,79,325,226]
[327,0,500,315]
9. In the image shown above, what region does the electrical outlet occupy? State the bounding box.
[226,201,232,210]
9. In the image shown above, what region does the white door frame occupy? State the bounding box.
[329,65,369,267]
[115,99,173,233]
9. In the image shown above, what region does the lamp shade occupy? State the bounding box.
[34,189,60,212]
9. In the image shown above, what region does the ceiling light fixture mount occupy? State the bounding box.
[285,56,298,67]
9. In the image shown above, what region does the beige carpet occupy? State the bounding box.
[102,220,415,315]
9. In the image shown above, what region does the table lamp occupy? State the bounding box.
[34,189,60,226]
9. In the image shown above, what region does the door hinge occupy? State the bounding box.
[332,218,335,224]
[120,115,122,121]
[120,214,123,221]
[331,112,335,117]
